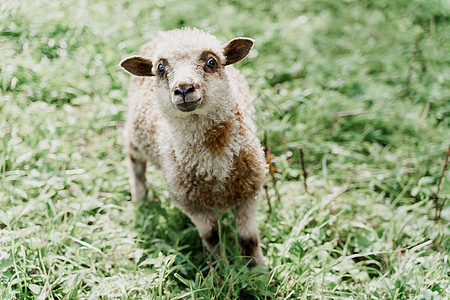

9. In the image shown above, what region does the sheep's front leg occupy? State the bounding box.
[184,210,225,261]
[236,201,264,266]
[128,155,147,203]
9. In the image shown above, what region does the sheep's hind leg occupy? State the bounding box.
[128,155,148,203]
[236,201,264,266]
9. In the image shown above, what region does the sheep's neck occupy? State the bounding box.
[172,111,235,151]
[167,110,242,182]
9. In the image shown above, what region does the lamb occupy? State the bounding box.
[120,28,267,266]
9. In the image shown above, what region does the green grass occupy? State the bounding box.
[1,0,449,298]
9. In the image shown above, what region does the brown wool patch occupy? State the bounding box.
[178,53,190,59]
[225,147,264,202]
[173,147,265,212]
[171,149,182,171]
[233,104,247,136]
[202,120,232,156]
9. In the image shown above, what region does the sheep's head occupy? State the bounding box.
[120,28,254,115]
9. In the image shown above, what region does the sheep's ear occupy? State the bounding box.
[120,56,154,76]
[223,38,255,66]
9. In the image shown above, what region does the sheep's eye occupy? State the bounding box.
[157,63,165,73]
[207,57,216,68]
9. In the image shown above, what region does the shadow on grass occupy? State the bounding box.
[133,199,279,298]
[133,199,204,268]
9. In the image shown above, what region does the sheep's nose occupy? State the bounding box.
[174,85,195,100]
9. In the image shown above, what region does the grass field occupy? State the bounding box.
[1,0,449,298]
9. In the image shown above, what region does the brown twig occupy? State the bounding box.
[263,130,281,206]
[331,109,367,129]
[405,42,418,93]
[416,39,427,74]
[264,183,272,213]
[299,147,309,194]
[405,38,427,94]
[430,20,436,37]
[263,130,273,213]
[433,146,450,222]
[270,171,281,202]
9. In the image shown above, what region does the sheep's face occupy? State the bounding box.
[153,50,223,113]
[121,30,254,116]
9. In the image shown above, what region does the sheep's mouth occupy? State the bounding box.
[175,98,202,112]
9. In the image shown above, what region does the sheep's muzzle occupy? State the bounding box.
[175,98,202,112]
[172,82,203,112]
